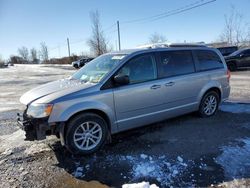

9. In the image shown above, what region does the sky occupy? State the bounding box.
[0,0,250,60]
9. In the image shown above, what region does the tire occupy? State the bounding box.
[198,91,219,118]
[227,62,237,71]
[65,113,108,155]
[73,64,78,69]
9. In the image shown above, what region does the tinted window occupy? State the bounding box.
[118,54,157,84]
[196,50,223,71]
[158,50,195,78]
[243,49,250,56]
[217,47,238,56]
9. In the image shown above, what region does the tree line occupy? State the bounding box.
[10,42,48,64]
[218,6,250,47]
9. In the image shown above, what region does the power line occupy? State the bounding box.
[149,0,216,22]
[122,0,216,24]
[69,39,86,45]
[103,23,117,32]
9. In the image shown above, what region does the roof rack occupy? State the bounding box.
[136,42,169,49]
[169,43,207,47]
[136,42,207,49]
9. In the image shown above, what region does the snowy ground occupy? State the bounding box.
[228,69,250,103]
[0,65,250,187]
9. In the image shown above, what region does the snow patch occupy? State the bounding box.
[122,181,159,188]
[133,162,157,177]
[125,155,189,187]
[0,129,26,153]
[74,167,84,178]
[24,142,51,155]
[216,138,250,178]
[140,154,148,159]
[73,154,190,187]
[177,156,183,163]
[220,103,250,114]
[217,179,250,187]
[0,129,53,156]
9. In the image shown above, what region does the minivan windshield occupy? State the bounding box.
[71,54,126,83]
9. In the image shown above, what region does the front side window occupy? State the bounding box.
[196,50,223,71]
[72,54,126,83]
[158,50,195,78]
[118,54,157,84]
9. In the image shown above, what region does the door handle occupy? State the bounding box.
[150,85,161,89]
[165,82,175,87]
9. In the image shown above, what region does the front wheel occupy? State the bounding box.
[65,113,108,155]
[198,91,219,117]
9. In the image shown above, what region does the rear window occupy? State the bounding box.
[243,49,250,56]
[196,50,224,71]
[158,50,195,78]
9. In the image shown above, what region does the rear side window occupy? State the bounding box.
[158,50,195,78]
[196,50,224,71]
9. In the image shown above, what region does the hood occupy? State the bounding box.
[224,55,235,60]
[20,78,94,105]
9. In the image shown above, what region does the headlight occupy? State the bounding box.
[26,103,53,118]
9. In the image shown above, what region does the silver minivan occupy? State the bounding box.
[18,45,230,154]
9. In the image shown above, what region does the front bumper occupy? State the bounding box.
[17,112,51,141]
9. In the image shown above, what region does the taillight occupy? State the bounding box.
[227,69,231,82]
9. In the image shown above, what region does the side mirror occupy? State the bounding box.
[114,74,129,85]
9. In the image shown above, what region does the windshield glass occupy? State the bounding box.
[71,54,126,83]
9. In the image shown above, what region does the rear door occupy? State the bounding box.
[193,49,227,93]
[156,50,200,113]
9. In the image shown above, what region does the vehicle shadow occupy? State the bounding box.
[51,110,250,187]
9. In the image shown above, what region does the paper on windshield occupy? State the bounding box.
[111,55,125,60]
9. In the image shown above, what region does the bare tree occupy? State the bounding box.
[30,48,39,63]
[0,55,4,66]
[87,10,110,56]
[149,32,167,43]
[40,42,49,62]
[219,6,250,47]
[18,46,29,61]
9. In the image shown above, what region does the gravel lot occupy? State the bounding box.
[0,65,250,188]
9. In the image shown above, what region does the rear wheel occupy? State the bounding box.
[198,91,219,117]
[65,113,108,155]
[227,62,237,71]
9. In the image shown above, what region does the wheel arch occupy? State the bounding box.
[61,108,113,148]
[66,109,112,132]
[198,83,222,105]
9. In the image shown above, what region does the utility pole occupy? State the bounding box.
[117,21,121,51]
[67,38,71,57]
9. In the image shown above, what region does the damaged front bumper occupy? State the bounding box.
[17,111,53,141]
